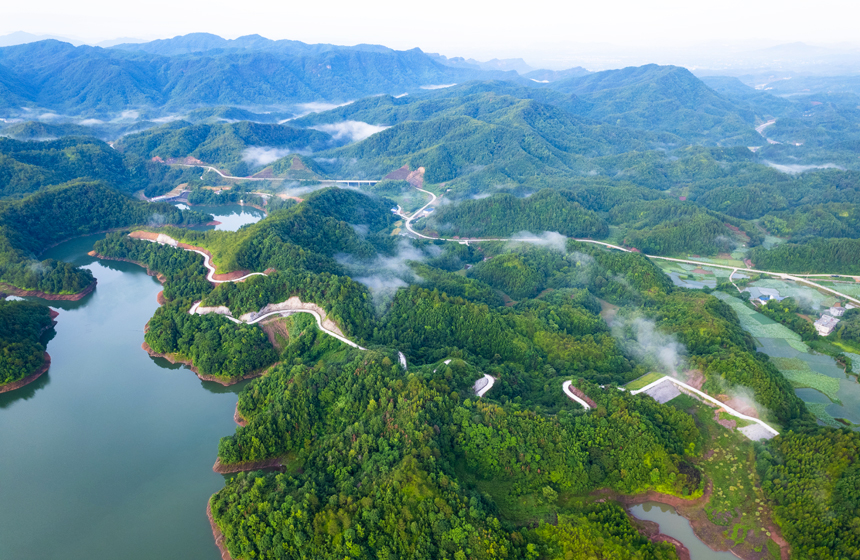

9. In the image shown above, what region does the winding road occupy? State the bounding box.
[398,187,860,306]
[147,235,365,349]
[629,376,780,440]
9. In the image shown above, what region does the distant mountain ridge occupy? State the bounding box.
[111,32,395,57]
[0,39,519,117]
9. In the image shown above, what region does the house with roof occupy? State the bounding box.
[814,314,840,336]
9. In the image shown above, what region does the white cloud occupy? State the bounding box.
[242,146,294,166]
[764,161,843,174]
[419,83,457,90]
[310,120,388,142]
[79,118,104,126]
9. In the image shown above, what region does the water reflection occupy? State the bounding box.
[630,502,736,559]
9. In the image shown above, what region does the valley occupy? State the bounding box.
[1,32,859,560]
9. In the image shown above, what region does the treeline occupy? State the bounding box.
[0,181,210,295]
[374,285,639,386]
[833,308,860,345]
[160,187,396,274]
[759,298,818,341]
[212,349,692,559]
[115,121,332,177]
[750,237,860,274]
[0,137,133,197]
[145,301,278,380]
[424,189,610,239]
[0,299,54,386]
[202,269,376,341]
[759,428,860,560]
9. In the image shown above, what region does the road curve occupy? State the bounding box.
[631,376,779,439]
[474,374,495,397]
[399,187,860,306]
[192,303,366,350]
[562,380,592,410]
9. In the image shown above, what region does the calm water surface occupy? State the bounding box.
[0,207,261,560]
[630,502,736,559]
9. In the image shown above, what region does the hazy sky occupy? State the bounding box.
[4,0,860,62]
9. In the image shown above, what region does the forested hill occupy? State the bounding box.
[541,64,760,143]
[0,181,209,295]
[309,94,670,183]
[0,39,515,116]
[115,121,333,176]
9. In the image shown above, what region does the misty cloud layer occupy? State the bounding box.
[310,120,388,142]
[242,146,294,166]
[612,316,686,376]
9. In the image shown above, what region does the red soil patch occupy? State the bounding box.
[0,352,51,394]
[713,409,736,430]
[683,369,705,390]
[690,268,710,275]
[251,168,276,179]
[156,291,166,305]
[289,157,309,172]
[234,404,248,427]
[678,196,687,201]
[213,456,284,474]
[406,167,425,188]
[384,164,411,181]
[568,384,598,408]
[207,500,234,560]
[717,394,760,418]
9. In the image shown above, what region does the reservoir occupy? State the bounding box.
[630,502,737,559]
[0,206,263,560]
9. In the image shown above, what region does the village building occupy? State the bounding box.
[814,314,840,336]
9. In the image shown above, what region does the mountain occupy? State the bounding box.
[0,31,80,47]
[543,64,760,143]
[112,32,394,57]
[523,67,591,83]
[115,120,333,176]
[0,39,513,117]
[427,53,534,74]
[302,92,672,184]
[698,75,798,119]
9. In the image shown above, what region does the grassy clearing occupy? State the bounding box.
[806,402,843,428]
[624,371,664,391]
[781,370,841,402]
[668,395,760,525]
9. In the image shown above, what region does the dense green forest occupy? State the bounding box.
[423,190,609,239]
[750,238,860,274]
[0,299,54,386]
[7,40,860,560]
[145,301,278,380]
[0,181,209,294]
[92,233,213,301]
[115,121,333,177]
[212,348,696,560]
[758,428,860,559]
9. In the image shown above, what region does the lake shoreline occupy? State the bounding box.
[597,480,788,560]
[140,341,269,387]
[0,352,51,394]
[0,281,96,301]
[212,456,284,474]
[207,498,234,560]
[88,252,167,284]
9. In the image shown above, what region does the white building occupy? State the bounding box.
[829,307,846,317]
[814,314,840,336]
